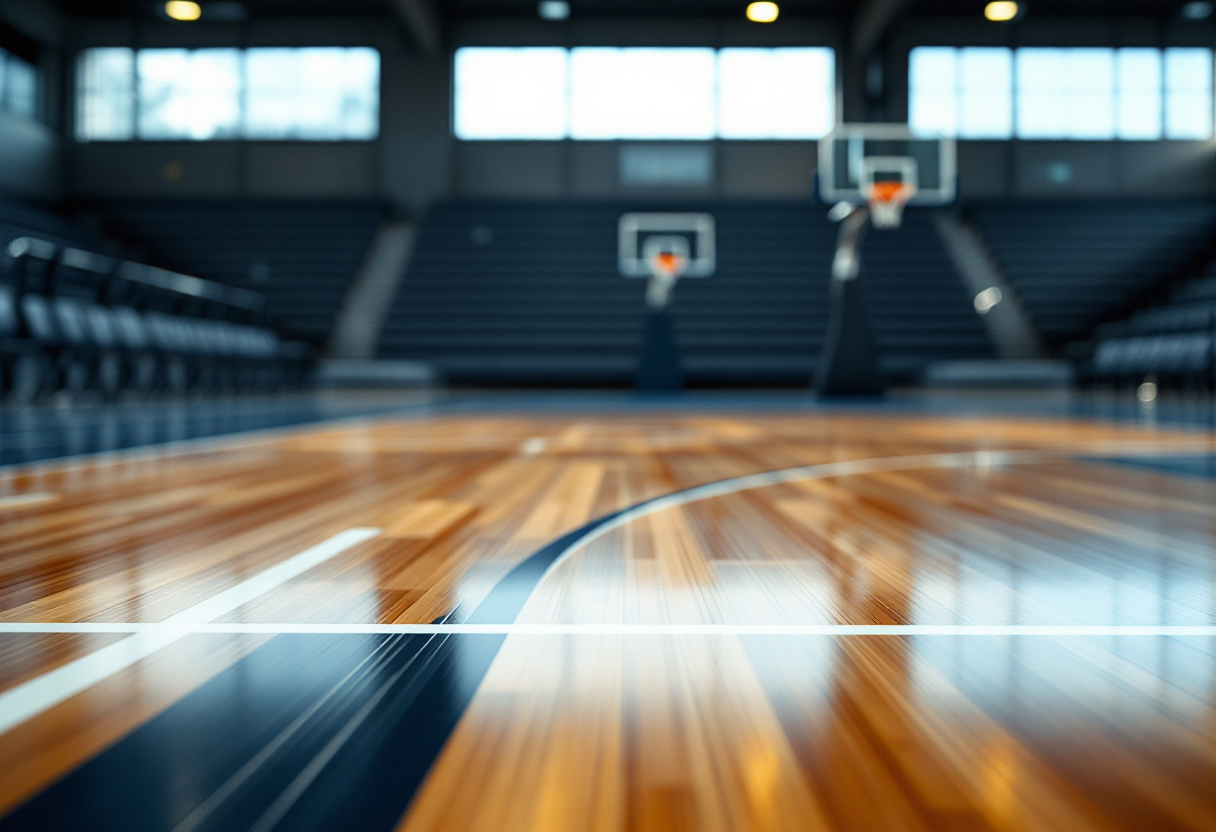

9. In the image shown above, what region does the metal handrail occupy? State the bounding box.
[4,236,265,312]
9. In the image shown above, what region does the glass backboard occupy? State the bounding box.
[818,124,956,206]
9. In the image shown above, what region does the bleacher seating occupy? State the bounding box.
[1091,260,1216,387]
[862,210,996,377]
[1,235,310,400]
[98,200,384,346]
[1174,268,1216,304]
[970,200,1216,346]
[377,200,992,386]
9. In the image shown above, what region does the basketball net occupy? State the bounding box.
[864,181,916,230]
[645,251,687,309]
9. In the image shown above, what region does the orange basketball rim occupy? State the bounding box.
[869,180,912,203]
[652,251,686,276]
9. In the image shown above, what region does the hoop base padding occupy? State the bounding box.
[815,277,885,396]
[635,310,683,391]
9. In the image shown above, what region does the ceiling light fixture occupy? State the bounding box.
[164,0,202,20]
[984,1,1020,21]
[746,2,779,22]
[538,0,570,20]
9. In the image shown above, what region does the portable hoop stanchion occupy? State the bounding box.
[816,125,955,396]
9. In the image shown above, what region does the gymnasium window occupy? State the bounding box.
[909,46,1214,141]
[907,47,1012,139]
[1166,48,1215,140]
[137,49,242,140]
[245,48,380,140]
[1016,49,1118,139]
[569,48,717,140]
[74,47,380,142]
[454,47,568,140]
[0,47,39,121]
[453,46,835,141]
[717,48,835,139]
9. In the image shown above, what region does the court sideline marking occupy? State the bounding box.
[539,450,1050,581]
[459,449,1069,626]
[2,622,1214,636]
[0,528,382,736]
[2,447,1212,738]
[0,493,58,510]
[2,448,1215,826]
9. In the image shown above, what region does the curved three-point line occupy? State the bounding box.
[0,449,1060,832]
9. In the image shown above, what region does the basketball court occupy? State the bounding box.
[3,0,1216,828]
[0,390,1214,830]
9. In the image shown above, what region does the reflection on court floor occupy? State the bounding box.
[1,401,1215,831]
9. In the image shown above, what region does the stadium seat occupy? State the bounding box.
[972,200,1216,347]
[2,228,302,399]
[378,201,992,385]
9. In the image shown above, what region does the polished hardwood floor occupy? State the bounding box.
[0,401,1214,830]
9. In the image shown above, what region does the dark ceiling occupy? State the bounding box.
[442,0,1202,16]
[53,0,1206,19]
[54,0,391,17]
[440,0,849,16]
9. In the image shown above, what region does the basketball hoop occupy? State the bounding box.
[649,250,688,279]
[617,213,715,310]
[857,154,919,230]
[818,125,955,223]
[864,180,917,230]
[641,236,691,309]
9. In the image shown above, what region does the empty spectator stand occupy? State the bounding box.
[96,199,384,347]
[863,209,995,379]
[969,199,1216,348]
[1091,261,1216,388]
[1,236,306,400]
[376,200,991,386]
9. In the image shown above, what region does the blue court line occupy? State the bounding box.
[0,520,621,831]
[1086,454,1216,480]
[0,448,1197,830]
[0,451,1041,831]
[0,496,635,831]
[0,632,505,832]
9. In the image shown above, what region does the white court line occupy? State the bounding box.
[0,492,57,509]
[0,528,381,737]
[2,447,1212,737]
[2,622,1214,637]
[535,450,1055,583]
[519,437,547,455]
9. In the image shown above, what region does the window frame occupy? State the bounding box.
[0,46,42,123]
[452,45,837,142]
[908,44,1216,142]
[73,45,382,143]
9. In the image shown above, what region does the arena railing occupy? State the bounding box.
[1,236,313,400]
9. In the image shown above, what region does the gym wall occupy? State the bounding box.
[4,4,1216,211]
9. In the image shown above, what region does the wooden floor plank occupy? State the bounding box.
[0,409,1215,828]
